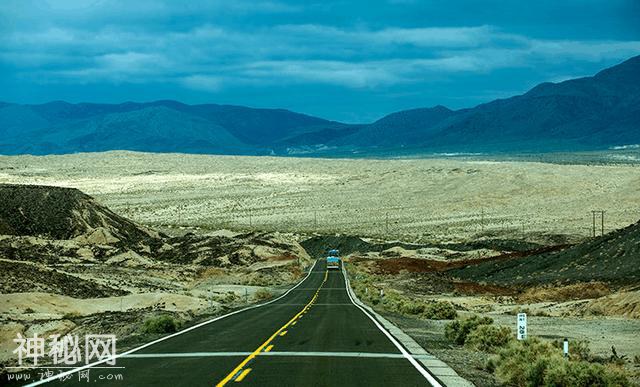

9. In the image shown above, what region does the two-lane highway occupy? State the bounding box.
[35,260,438,386]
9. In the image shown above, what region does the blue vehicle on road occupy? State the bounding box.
[326,249,341,270]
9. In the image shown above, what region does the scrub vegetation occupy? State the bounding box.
[351,271,457,320]
[142,315,183,334]
[443,316,632,385]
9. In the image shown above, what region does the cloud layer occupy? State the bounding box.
[1,0,639,121]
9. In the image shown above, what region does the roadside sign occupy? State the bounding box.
[517,313,527,340]
[563,338,569,358]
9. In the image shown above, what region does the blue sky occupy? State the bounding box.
[1,0,639,122]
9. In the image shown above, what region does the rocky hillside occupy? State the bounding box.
[0,184,163,250]
[449,219,640,286]
[0,184,311,296]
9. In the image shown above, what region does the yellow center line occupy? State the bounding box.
[215,269,329,386]
[234,369,252,382]
[264,345,274,352]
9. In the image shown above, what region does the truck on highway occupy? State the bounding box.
[326,249,341,270]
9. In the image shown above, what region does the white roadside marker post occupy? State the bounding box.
[517,313,527,340]
[563,338,569,358]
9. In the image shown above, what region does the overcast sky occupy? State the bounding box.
[1,0,639,122]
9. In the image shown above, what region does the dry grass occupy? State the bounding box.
[584,290,640,318]
[518,282,611,303]
[197,267,226,278]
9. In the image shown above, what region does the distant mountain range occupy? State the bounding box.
[1,55,639,156]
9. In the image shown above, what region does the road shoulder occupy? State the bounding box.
[343,268,474,387]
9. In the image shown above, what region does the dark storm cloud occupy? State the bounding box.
[1,0,639,122]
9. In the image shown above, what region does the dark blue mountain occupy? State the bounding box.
[0,100,349,155]
[345,55,640,153]
[1,55,638,155]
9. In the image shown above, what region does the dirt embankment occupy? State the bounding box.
[0,184,313,282]
[351,244,569,275]
[0,184,162,247]
[301,234,544,259]
[0,260,127,297]
[449,219,640,287]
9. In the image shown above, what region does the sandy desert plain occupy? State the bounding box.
[0,151,639,241]
[1,150,640,385]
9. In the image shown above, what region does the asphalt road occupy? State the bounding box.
[29,260,437,387]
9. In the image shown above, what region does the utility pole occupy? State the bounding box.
[591,210,605,237]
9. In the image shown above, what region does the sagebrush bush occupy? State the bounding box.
[254,288,273,301]
[544,359,630,387]
[142,315,181,334]
[489,338,630,387]
[423,301,457,320]
[350,272,456,319]
[464,324,513,352]
[445,315,493,345]
[552,338,592,361]
[399,301,426,315]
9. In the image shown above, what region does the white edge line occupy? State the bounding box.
[25,260,319,387]
[122,351,433,359]
[341,266,443,387]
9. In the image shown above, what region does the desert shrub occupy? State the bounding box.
[490,338,566,385]
[399,300,426,315]
[369,296,381,305]
[489,338,630,387]
[465,324,513,352]
[248,275,271,287]
[518,282,610,303]
[223,291,238,303]
[351,273,455,319]
[445,315,493,345]
[254,288,273,301]
[508,307,551,317]
[423,301,457,320]
[544,359,629,387]
[552,339,592,361]
[352,279,383,306]
[142,315,181,334]
[213,291,238,304]
[62,312,82,320]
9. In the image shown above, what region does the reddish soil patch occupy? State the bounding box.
[452,281,515,296]
[364,244,571,275]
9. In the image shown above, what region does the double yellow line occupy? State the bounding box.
[216,270,329,386]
